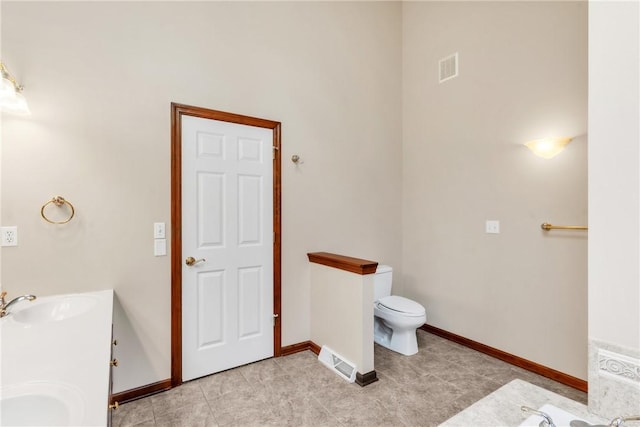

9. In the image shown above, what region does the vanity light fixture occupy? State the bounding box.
[0,62,30,115]
[524,137,572,159]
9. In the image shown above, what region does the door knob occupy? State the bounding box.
[185,256,206,266]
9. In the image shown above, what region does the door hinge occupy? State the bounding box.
[273,313,279,326]
[272,146,279,160]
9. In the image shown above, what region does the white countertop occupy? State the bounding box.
[0,289,114,426]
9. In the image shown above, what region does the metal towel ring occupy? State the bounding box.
[41,196,75,224]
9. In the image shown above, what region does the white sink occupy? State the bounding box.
[0,289,113,426]
[10,294,98,324]
[0,382,85,426]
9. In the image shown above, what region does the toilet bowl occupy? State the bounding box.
[373,265,426,356]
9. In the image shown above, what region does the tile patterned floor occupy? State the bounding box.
[113,330,587,427]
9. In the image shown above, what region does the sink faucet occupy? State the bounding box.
[522,406,556,427]
[571,415,640,427]
[610,416,640,427]
[0,291,37,317]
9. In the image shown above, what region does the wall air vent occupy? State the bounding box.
[439,52,459,83]
[318,345,356,383]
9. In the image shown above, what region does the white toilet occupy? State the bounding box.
[373,265,426,356]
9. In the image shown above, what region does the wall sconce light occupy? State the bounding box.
[524,137,572,159]
[0,62,30,115]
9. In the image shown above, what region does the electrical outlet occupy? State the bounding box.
[1,226,18,246]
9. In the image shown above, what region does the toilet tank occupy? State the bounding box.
[374,265,393,302]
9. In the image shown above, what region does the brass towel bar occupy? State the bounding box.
[541,222,588,231]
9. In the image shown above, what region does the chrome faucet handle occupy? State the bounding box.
[522,406,557,427]
[610,416,640,427]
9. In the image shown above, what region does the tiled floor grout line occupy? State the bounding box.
[149,395,158,426]
[198,381,219,427]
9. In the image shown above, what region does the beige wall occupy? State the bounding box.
[402,2,588,379]
[310,264,375,375]
[588,0,639,353]
[0,1,403,392]
[588,0,640,416]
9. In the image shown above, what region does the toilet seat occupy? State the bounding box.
[376,295,425,317]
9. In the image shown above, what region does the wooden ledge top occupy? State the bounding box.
[307,252,378,275]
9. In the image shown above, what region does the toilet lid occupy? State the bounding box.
[377,296,425,315]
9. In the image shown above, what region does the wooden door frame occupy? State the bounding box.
[170,103,282,387]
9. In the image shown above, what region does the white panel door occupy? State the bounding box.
[182,115,273,381]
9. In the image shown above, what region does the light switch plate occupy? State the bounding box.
[154,239,167,256]
[154,222,166,239]
[486,220,500,234]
